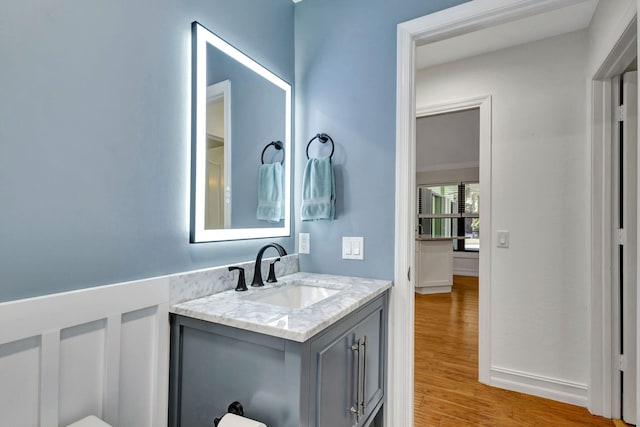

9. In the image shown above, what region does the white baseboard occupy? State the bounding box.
[415,285,452,294]
[453,267,479,277]
[490,366,588,407]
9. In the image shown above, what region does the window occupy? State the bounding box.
[417,182,479,251]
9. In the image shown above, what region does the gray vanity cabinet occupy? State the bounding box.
[168,292,387,427]
[309,302,385,427]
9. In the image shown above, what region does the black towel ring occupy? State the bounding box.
[306,133,334,159]
[261,140,284,164]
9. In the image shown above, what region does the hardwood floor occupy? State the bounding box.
[414,275,619,427]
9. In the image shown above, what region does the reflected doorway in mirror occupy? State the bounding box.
[205,79,231,230]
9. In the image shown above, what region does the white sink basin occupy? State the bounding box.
[244,283,340,309]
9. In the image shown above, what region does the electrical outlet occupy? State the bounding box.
[342,237,364,260]
[299,233,310,254]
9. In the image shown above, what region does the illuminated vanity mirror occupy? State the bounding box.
[191,22,291,243]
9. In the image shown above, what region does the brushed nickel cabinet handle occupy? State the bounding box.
[350,339,362,421]
[361,335,368,412]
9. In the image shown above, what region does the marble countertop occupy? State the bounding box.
[170,272,392,342]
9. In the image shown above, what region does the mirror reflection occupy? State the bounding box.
[205,79,230,229]
[191,22,291,243]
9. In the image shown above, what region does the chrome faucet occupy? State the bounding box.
[251,243,287,287]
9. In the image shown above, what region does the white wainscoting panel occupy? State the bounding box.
[120,307,160,426]
[0,336,41,426]
[0,276,170,427]
[59,320,107,425]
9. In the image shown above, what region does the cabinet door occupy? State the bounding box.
[357,307,384,424]
[314,328,358,427]
[311,297,386,427]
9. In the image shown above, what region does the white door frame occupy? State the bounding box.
[590,16,637,418]
[390,0,636,425]
[621,70,638,424]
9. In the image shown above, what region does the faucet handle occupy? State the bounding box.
[266,258,281,283]
[229,266,248,292]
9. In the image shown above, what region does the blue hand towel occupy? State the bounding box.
[256,162,284,222]
[301,156,335,221]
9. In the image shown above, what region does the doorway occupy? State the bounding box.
[390,1,639,426]
[413,106,482,422]
[414,106,481,295]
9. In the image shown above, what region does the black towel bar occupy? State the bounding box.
[261,140,284,164]
[306,133,334,159]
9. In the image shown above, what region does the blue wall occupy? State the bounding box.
[294,0,467,279]
[0,0,294,302]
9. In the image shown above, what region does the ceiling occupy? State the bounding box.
[414,1,599,172]
[416,109,480,172]
[416,0,599,70]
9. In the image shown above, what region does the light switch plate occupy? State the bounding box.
[342,237,364,260]
[299,233,310,254]
[497,230,509,248]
